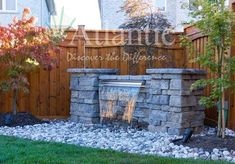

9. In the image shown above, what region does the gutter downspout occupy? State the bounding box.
[99,0,103,29]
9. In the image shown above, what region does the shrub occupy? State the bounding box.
[0,8,64,114]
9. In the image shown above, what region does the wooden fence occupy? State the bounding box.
[185,25,235,130]
[0,29,186,118]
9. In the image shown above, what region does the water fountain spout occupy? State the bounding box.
[99,80,143,124]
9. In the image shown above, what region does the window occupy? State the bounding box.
[0,0,17,12]
[154,0,166,12]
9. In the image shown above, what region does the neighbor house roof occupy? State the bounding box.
[45,0,57,15]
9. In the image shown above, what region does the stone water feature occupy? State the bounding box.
[99,80,143,123]
[68,68,206,135]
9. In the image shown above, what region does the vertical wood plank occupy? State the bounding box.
[29,70,40,116]
[39,68,50,117]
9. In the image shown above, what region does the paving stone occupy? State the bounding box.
[71,91,79,102]
[133,108,150,118]
[169,96,196,107]
[162,106,190,112]
[151,105,161,110]
[161,80,170,89]
[78,91,98,99]
[83,99,99,104]
[71,104,99,117]
[162,90,191,96]
[135,102,151,109]
[150,88,162,95]
[150,80,161,89]
[148,125,168,133]
[150,110,168,122]
[151,74,162,79]
[170,79,193,90]
[167,112,193,123]
[70,77,79,90]
[79,77,99,86]
[76,86,98,91]
[151,95,169,105]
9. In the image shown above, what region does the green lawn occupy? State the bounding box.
[0,135,228,164]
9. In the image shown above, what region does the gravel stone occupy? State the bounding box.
[0,121,234,163]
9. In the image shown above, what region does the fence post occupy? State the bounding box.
[77,25,86,68]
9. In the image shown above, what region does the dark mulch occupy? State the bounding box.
[0,112,48,127]
[174,134,235,152]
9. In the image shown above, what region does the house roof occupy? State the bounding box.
[45,0,57,15]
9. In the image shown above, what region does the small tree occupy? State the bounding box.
[0,8,64,115]
[120,0,153,18]
[182,0,235,138]
[119,0,172,73]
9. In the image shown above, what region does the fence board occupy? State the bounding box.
[29,71,40,116]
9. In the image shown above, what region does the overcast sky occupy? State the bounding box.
[54,0,101,29]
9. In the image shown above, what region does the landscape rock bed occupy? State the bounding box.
[0,121,234,162]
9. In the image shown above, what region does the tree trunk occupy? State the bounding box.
[217,47,223,138]
[222,91,226,138]
[12,89,18,115]
[221,48,226,139]
[217,103,222,137]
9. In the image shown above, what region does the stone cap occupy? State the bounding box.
[99,75,151,80]
[146,69,207,75]
[67,68,119,74]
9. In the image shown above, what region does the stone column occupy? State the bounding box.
[67,69,119,124]
[146,69,207,135]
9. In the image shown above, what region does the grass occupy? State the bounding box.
[0,135,229,164]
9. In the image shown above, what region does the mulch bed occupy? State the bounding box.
[174,135,235,152]
[0,112,48,127]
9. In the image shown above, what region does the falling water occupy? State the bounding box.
[122,99,136,123]
[99,81,142,123]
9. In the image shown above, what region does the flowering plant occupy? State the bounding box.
[0,8,64,114]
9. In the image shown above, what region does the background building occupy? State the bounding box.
[0,0,56,26]
[99,0,195,32]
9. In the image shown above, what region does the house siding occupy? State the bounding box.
[0,0,50,27]
[100,0,191,32]
[100,0,126,30]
